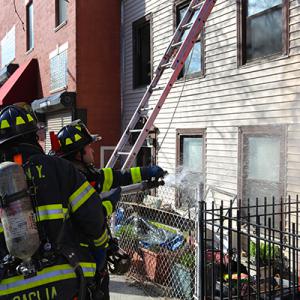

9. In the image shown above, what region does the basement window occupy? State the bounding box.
[132,14,152,89]
[238,0,288,65]
[175,0,204,78]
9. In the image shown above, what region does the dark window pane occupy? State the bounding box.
[247,0,282,16]
[246,8,282,60]
[57,0,67,25]
[133,18,151,88]
[27,3,34,50]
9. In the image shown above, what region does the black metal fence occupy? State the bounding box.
[198,196,300,300]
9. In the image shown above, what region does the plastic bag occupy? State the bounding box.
[120,215,184,251]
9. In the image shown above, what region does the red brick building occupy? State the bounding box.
[0,0,121,166]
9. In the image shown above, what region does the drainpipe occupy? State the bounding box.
[120,0,126,134]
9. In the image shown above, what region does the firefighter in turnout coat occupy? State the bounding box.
[55,120,165,299]
[0,105,120,300]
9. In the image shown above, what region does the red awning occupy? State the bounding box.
[0,58,38,106]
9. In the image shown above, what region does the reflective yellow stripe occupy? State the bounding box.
[0,120,10,129]
[16,116,25,125]
[27,113,34,122]
[69,181,96,212]
[102,200,113,217]
[74,133,82,141]
[102,168,113,192]
[80,243,89,247]
[65,137,73,145]
[36,204,66,221]
[0,262,96,296]
[0,223,3,234]
[94,229,108,247]
[131,167,142,184]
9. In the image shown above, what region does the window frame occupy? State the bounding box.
[174,0,205,80]
[237,0,289,66]
[26,1,34,51]
[55,0,68,29]
[132,14,153,89]
[176,128,206,208]
[238,125,287,204]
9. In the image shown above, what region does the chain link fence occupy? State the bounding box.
[113,185,198,299]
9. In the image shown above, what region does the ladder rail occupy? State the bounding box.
[106,0,203,169]
[106,0,216,169]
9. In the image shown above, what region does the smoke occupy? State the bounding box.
[164,166,203,208]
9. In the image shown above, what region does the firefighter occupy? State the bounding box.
[54,120,165,299]
[0,105,120,300]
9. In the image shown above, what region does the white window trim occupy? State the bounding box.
[49,42,68,59]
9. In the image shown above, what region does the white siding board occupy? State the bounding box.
[122,0,300,201]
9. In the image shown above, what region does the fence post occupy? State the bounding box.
[196,185,205,300]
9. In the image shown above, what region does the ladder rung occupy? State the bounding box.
[171,41,183,48]
[192,3,202,10]
[161,62,172,69]
[118,152,130,156]
[151,86,163,92]
[181,22,194,30]
[129,129,142,133]
[139,107,153,112]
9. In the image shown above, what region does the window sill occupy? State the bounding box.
[50,86,67,94]
[176,72,204,83]
[26,48,34,55]
[239,53,290,69]
[54,20,67,32]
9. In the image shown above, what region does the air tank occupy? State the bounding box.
[0,162,40,262]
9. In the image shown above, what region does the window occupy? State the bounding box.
[133,15,151,88]
[26,1,34,51]
[49,43,68,91]
[239,126,286,223]
[56,0,68,27]
[239,0,288,64]
[176,1,203,78]
[176,129,205,207]
[1,26,15,68]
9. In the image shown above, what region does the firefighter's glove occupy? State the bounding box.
[100,187,121,217]
[147,165,165,180]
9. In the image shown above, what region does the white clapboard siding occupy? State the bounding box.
[122,0,300,203]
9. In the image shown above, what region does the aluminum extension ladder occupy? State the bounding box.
[106,0,216,170]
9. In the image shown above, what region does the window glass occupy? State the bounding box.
[240,0,285,64]
[182,137,203,173]
[50,49,68,91]
[247,0,282,16]
[241,130,284,226]
[57,0,67,26]
[1,26,15,68]
[27,2,34,50]
[177,3,202,76]
[133,17,151,88]
[247,136,280,182]
[246,7,282,59]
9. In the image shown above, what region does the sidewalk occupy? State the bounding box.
[110,274,162,300]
